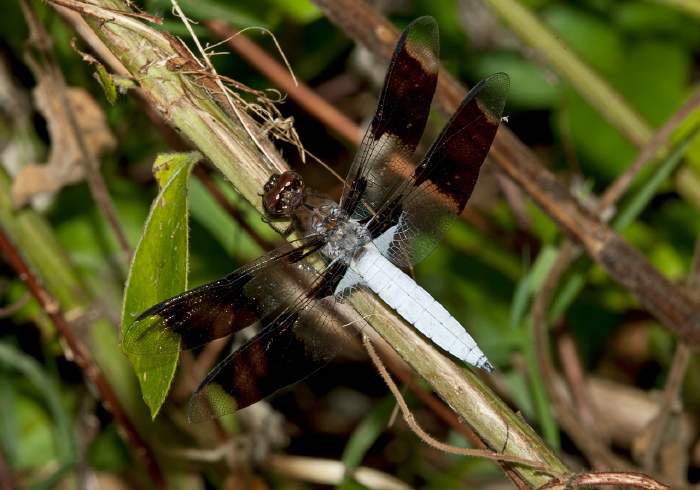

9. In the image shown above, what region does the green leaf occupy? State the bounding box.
[121,152,201,419]
[0,342,75,470]
[268,0,321,22]
[94,65,118,105]
[544,5,623,73]
[562,89,637,181]
[340,396,395,484]
[471,52,562,110]
[615,40,688,127]
[93,63,137,105]
[611,135,692,231]
[613,2,700,45]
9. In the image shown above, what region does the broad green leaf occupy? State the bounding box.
[544,5,623,73]
[471,53,561,110]
[561,90,637,181]
[121,152,201,419]
[612,2,700,45]
[617,40,687,126]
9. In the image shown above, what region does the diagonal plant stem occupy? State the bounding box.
[346,292,572,487]
[372,335,534,489]
[57,5,278,258]
[50,0,289,206]
[363,333,560,479]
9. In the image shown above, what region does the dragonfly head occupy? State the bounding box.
[263,171,306,217]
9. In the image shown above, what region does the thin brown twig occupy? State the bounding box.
[0,291,32,317]
[530,89,700,469]
[206,21,361,146]
[379,348,488,445]
[362,333,559,477]
[556,329,601,441]
[0,445,18,490]
[537,471,672,490]
[378,344,533,490]
[193,166,276,253]
[0,228,165,489]
[637,206,700,471]
[532,247,634,470]
[24,0,132,264]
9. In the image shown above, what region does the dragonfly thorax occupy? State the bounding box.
[313,205,370,263]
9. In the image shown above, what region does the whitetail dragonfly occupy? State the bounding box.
[123,16,509,422]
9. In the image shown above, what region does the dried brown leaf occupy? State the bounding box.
[12,80,116,208]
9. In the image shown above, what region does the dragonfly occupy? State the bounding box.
[123,16,509,423]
